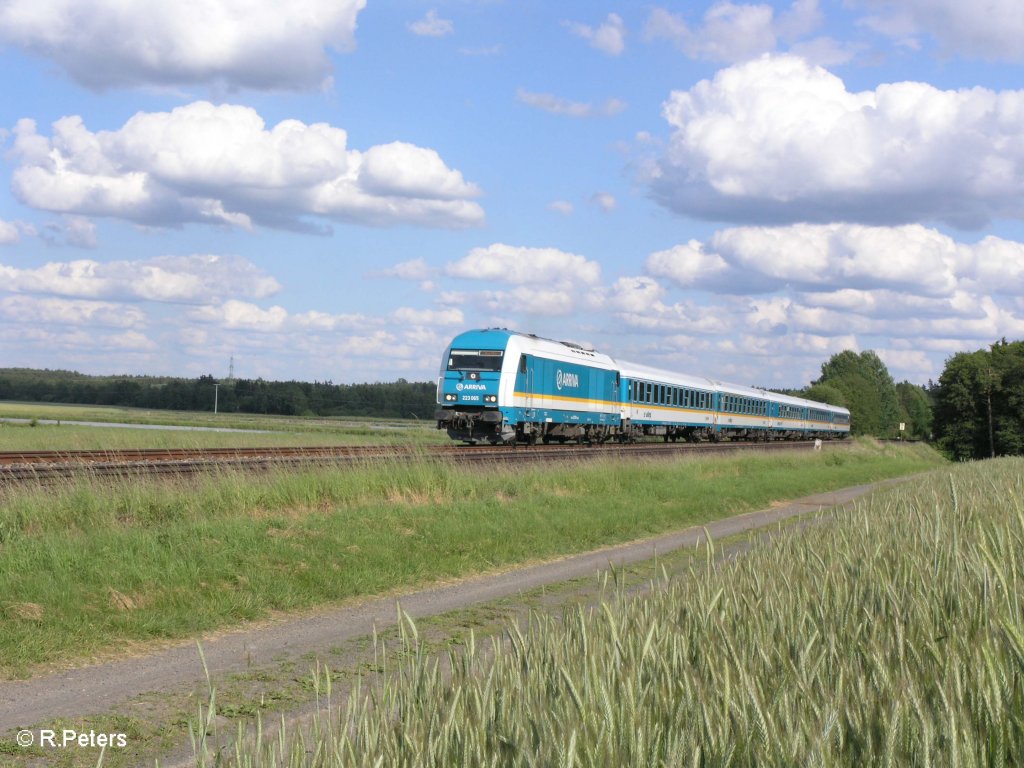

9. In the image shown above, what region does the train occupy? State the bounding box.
[434,328,850,445]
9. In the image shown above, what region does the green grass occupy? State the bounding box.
[0,401,446,450]
[203,455,1024,767]
[0,439,944,677]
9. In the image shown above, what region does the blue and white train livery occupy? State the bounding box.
[435,328,850,445]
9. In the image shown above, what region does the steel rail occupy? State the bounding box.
[0,439,851,486]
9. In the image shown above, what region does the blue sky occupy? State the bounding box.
[2,0,1023,388]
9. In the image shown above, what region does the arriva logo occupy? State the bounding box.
[556,369,580,391]
[456,383,487,391]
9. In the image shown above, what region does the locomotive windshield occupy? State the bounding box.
[447,349,504,372]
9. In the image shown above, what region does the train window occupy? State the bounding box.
[519,355,527,374]
[449,349,504,372]
[646,383,652,403]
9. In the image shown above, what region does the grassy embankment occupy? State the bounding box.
[0,439,943,677]
[202,455,1024,767]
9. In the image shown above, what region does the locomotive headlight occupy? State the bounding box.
[485,395,497,403]
[444,393,457,401]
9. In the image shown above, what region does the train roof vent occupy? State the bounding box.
[560,340,595,353]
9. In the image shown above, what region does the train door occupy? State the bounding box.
[519,354,535,416]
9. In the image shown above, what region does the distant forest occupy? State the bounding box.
[0,369,438,420]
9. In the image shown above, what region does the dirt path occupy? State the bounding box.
[0,476,917,741]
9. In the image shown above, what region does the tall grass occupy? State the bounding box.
[200,457,1024,766]
[0,440,942,676]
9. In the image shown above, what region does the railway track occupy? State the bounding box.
[0,440,851,485]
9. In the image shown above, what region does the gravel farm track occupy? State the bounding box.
[0,438,849,484]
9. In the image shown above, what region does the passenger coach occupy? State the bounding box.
[435,328,850,445]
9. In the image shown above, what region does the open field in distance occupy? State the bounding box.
[0,439,943,679]
[206,455,1024,767]
[0,401,446,450]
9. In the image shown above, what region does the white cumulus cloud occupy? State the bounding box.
[191,300,289,332]
[408,9,454,37]
[0,0,365,91]
[11,102,484,231]
[391,307,464,326]
[0,295,145,328]
[565,13,626,56]
[651,54,1024,228]
[0,220,20,244]
[646,240,730,289]
[446,244,602,287]
[0,254,281,304]
[644,1,840,64]
[647,223,1024,299]
[857,0,1024,62]
[517,89,626,118]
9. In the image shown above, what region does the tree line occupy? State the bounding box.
[0,369,438,420]
[795,338,1024,461]
[930,339,1024,460]
[783,350,933,441]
